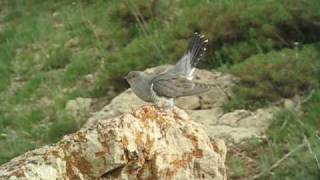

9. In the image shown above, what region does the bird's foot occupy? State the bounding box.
[154,99,175,113]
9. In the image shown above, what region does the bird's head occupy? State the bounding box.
[124,71,144,85]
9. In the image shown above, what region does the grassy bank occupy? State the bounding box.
[0,0,319,178]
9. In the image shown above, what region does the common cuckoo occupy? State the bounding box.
[125,32,216,108]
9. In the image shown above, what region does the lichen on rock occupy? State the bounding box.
[0,105,227,180]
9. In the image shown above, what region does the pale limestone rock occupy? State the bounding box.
[198,88,228,109]
[65,97,92,118]
[176,96,201,109]
[85,89,145,128]
[200,108,274,143]
[219,109,273,132]
[204,125,258,144]
[187,108,223,126]
[0,106,227,180]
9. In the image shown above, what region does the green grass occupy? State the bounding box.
[227,153,250,178]
[224,44,320,111]
[12,74,45,103]
[63,51,99,83]
[0,0,320,179]
[261,92,320,179]
[227,90,320,179]
[43,47,71,70]
[0,0,98,164]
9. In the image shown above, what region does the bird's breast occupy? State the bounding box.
[130,82,153,102]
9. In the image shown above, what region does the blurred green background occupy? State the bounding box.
[0,0,319,179]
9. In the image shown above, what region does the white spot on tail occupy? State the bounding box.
[187,68,195,80]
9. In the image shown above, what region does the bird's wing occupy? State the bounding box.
[151,73,214,98]
[168,32,208,80]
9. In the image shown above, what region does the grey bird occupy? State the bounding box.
[125,32,216,108]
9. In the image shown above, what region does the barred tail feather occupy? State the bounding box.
[194,82,218,89]
[168,32,209,80]
[187,32,208,68]
[181,82,217,97]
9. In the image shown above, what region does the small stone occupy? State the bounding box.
[64,37,79,48]
[53,23,64,29]
[39,96,53,107]
[52,11,59,17]
[283,98,295,109]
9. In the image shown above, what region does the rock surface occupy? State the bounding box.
[0,106,227,180]
[198,108,274,143]
[65,97,92,118]
[85,67,274,143]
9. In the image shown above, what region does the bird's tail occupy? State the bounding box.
[182,82,218,96]
[194,82,218,89]
[187,32,208,68]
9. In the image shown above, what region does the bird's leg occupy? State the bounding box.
[153,97,174,112]
[153,97,171,110]
[159,98,174,110]
[167,98,174,109]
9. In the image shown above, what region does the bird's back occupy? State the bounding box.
[151,72,215,98]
